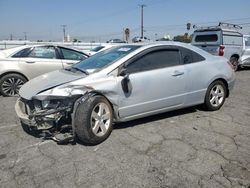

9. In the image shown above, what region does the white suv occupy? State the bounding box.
[191,23,243,70]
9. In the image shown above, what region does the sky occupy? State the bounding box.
[0,0,250,42]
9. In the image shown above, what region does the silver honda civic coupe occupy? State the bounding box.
[15,42,235,145]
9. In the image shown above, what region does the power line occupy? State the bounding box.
[144,17,250,31]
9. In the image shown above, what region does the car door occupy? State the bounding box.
[117,46,186,119]
[58,47,88,68]
[18,46,63,79]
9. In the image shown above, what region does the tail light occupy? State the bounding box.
[219,45,225,56]
[227,61,234,70]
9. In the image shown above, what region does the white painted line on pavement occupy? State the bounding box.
[0,124,19,130]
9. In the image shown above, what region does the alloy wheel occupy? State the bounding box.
[1,77,25,96]
[209,84,225,108]
[91,102,111,137]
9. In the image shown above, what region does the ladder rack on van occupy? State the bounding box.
[195,22,242,32]
[218,22,242,30]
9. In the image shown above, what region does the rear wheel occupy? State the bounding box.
[0,74,27,97]
[230,57,238,71]
[74,95,113,145]
[204,80,226,111]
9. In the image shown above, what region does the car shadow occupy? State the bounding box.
[113,106,200,130]
[22,105,202,146]
[238,67,250,71]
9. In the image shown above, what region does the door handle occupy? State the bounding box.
[25,61,35,64]
[171,70,184,76]
[66,62,74,65]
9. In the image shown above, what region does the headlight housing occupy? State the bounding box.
[41,100,61,109]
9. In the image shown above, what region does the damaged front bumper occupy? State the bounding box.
[15,97,73,130]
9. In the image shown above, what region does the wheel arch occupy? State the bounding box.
[0,71,29,81]
[87,91,118,119]
[230,54,240,60]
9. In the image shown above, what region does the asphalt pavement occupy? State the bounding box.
[0,70,250,188]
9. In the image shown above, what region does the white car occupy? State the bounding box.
[86,44,119,56]
[0,45,88,96]
[238,35,250,69]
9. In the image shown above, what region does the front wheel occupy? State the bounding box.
[74,95,113,145]
[204,81,227,111]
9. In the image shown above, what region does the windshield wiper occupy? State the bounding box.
[65,67,89,75]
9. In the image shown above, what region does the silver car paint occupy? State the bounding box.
[19,69,87,99]
[18,42,235,123]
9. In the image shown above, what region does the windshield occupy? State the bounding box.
[72,45,141,71]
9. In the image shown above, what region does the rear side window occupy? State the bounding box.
[195,34,218,42]
[28,46,57,59]
[180,47,205,64]
[60,47,87,61]
[127,49,180,74]
[12,48,31,58]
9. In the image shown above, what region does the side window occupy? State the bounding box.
[245,37,250,47]
[181,47,205,64]
[126,49,180,74]
[195,34,218,42]
[223,35,242,46]
[12,48,31,58]
[28,46,57,59]
[60,48,87,61]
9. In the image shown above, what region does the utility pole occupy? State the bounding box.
[61,25,67,42]
[139,4,146,38]
[23,32,27,40]
[10,34,13,40]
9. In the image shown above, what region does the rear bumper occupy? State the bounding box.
[227,76,236,95]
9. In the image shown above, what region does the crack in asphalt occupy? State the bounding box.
[1,71,250,187]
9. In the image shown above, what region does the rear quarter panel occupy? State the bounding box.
[184,55,234,107]
[0,59,27,79]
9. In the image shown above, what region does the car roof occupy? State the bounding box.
[1,44,87,58]
[103,41,212,59]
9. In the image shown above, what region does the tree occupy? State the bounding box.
[173,34,192,43]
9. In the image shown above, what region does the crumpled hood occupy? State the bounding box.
[19,69,87,100]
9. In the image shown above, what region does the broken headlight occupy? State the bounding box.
[41,100,50,109]
[41,99,61,109]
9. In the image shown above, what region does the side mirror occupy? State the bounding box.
[119,68,127,77]
[119,68,130,93]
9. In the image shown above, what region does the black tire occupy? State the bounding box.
[74,95,113,145]
[0,73,27,97]
[204,80,227,111]
[230,57,238,71]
